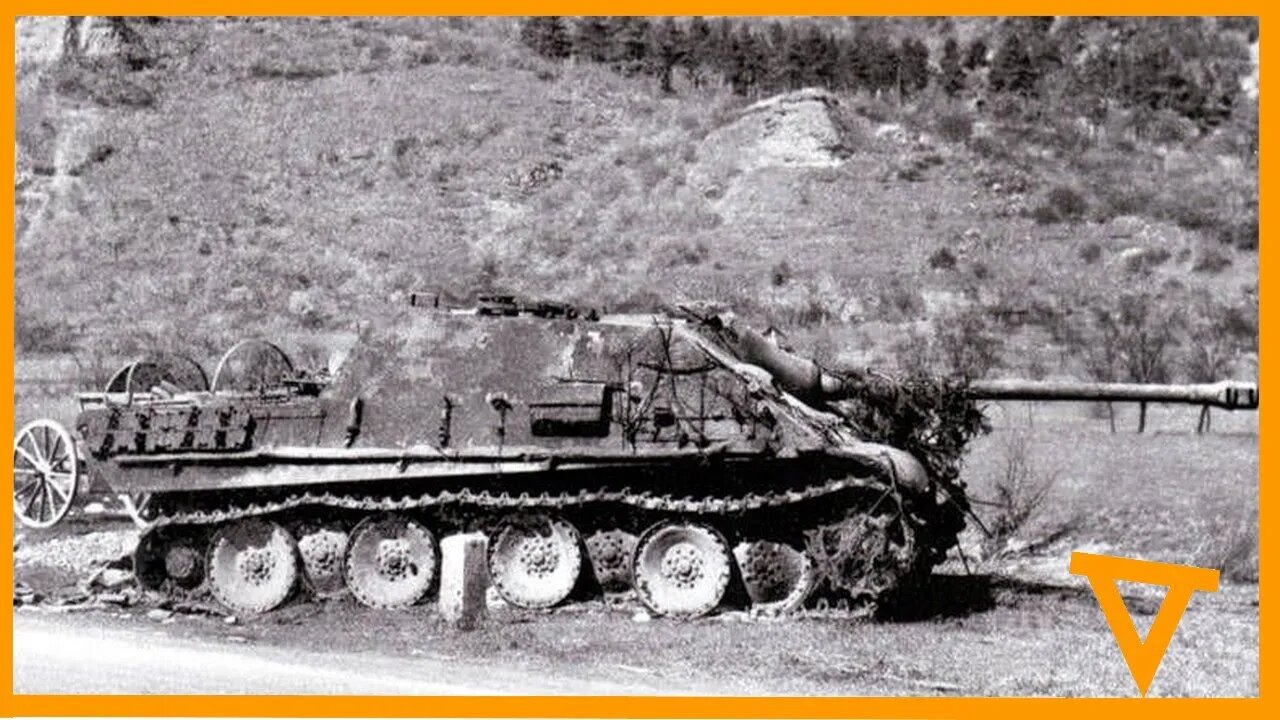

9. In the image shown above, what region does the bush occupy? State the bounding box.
[770,260,793,287]
[875,278,926,322]
[987,431,1059,547]
[934,110,974,144]
[1092,179,1155,222]
[1078,242,1102,264]
[51,62,155,108]
[1163,195,1218,231]
[1193,247,1233,273]
[1032,185,1088,224]
[935,307,1003,380]
[15,315,78,353]
[1219,215,1258,250]
[970,135,1011,161]
[927,246,958,270]
[1200,524,1258,584]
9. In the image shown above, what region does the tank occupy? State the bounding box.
[10,298,1257,619]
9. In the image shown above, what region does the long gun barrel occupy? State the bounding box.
[713,316,1258,412]
[967,379,1258,411]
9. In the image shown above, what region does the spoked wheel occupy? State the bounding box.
[206,519,299,614]
[210,339,294,393]
[294,521,350,598]
[584,529,637,593]
[344,515,437,609]
[733,540,815,614]
[13,419,79,529]
[634,521,732,619]
[104,353,209,394]
[489,514,583,609]
[135,525,208,594]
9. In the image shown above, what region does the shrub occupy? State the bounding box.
[987,430,1059,547]
[970,135,1011,160]
[891,330,936,375]
[1163,196,1218,231]
[1219,215,1258,250]
[770,260,793,287]
[927,246,958,270]
[666,240,710,267]
[934,110,974,144]
[51,62,155,107]
[1193,247,1232,273]
[853,97,896,124]
[1092,179,1155,221]
[1078,242,1102,264]
[1032,185,1088,224]
[875,278,926,322]
[935,307,1003,380]
[15,315,78,353]
[1143,247,1172,267]
[1200,524,1258,583]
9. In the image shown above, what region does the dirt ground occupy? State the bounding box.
[13,521,1258,696]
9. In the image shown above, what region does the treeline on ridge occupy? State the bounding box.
[521,16,1255,132]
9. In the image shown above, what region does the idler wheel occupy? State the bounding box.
[584,529,638,593]
[13,419,79,529]
[733,540,815,614]
[206,519,298,615]
[633,521,731,619]
[344,515,437,609]
[135,526,207,593]
[294,522,350,598]
[489,514,582,609]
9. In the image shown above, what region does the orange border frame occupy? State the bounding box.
[0,3,1270,716]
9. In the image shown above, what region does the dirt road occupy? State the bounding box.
[12,607,691,691]
[12,610,678,695]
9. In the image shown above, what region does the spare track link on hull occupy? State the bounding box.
[138,473,947,614]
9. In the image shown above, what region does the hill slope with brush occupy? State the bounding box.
[14,17,1258,383]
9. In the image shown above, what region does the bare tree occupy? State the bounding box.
[1082,292,1183,432]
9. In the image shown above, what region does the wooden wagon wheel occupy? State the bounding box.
[13,419,80,529]
[210,339,294,393]
[105,353,210,394]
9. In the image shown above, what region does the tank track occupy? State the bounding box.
[147,475,880,527]
[136,473,957,617]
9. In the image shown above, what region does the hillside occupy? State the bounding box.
[14,16,1258,386]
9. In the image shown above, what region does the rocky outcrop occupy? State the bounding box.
[16,16,144,65]
[696,88,852,175]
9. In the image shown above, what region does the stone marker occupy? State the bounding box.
[439,533,489,630]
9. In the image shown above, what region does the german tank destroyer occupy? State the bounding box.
[12,296,1257,618]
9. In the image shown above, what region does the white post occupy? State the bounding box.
[438,533,489,630]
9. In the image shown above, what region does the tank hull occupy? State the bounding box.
[47,308,962,617]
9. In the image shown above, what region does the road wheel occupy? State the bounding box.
[294,521,350,598]
[206,519,298,614]
[135,525,208,594]
[489,514,582,609]
[344,515,437,609]
[734,540,814,614]
[633,521,731,619]
[585,529,638,593]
